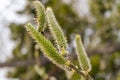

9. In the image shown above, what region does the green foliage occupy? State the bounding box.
[90,54,101,76]
[34,65,48,80]
[71,72,85,80]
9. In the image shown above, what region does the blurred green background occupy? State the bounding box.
[0,0,120,80]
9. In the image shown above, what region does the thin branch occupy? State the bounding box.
[0,56,49,68]
[69,64,93,80]
[0,43,120,68]
[69,64,85,77]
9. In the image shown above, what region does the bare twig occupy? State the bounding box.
[0,43,120,68]
[69,64,93,80]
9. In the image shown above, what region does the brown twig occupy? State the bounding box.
[0,43,120,68]
[69,64,93,80]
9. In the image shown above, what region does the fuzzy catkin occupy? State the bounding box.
[75,35,91,73]
[34,1,46,31]
[25,23,66,69]
[46,7,68,52]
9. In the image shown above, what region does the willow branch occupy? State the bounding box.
[69,64,93,80]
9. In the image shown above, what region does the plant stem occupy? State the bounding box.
[86,74,93,80]
[69,64,93,80]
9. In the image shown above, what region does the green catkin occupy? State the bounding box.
[46,7,68,52]
[75,35,91,73]
[25,23,66,69]
[34,1,46,31]
[25,1,93,79]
